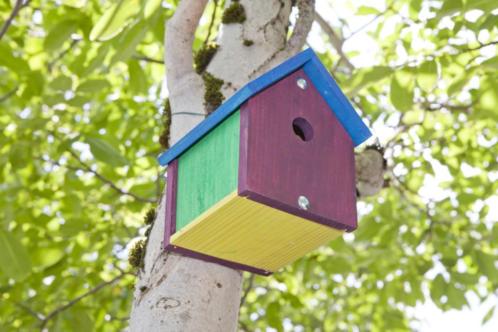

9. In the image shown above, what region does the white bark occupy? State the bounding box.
[129,0,384,330]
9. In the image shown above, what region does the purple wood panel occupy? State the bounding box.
[165,244,272,276]
[238,69,358,231]
[163,159,178,249]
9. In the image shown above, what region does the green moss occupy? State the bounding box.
[222,1,246,24]
[194,44,219,74]
[243,39,254,46]
[159,99,171,149]
[144,208,156,225]
[202,72,225,114]
[128,239,146,269]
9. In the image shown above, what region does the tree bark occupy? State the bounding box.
[129,0,382,330]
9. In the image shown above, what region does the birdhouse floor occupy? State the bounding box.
[169,191,343,273]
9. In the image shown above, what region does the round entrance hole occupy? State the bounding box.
[292,117,314,142]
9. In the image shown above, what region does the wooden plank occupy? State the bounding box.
[171,192,343,272]
[175,111,240,232]
[163,159,178,248]
[239,69,358,231]
[157,48,371,166]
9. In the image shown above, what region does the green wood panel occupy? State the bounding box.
[176,111,240,231]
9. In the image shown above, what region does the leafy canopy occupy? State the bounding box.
[0,0,497,331]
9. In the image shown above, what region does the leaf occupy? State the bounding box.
[0,43,30,74]
[128,60,148,94]
[111,21,148,64]
[77,79,110,94]
[31,247,65,270]
[390,73,414,111]
[446,284,467,309]
[349,66,392,94]
[0,230,32,280]
[44,20,78,51]
[144,0,162,19]
[49,76,73,91]
[86,137,128,167]
[417,60,438,92]
[357,6,379,15]
[430,274,447,304]
[266,302,283,330]
[474,251,498,282]
[482,306,496,325]
[89,0,140,41]
[481,56,498,70]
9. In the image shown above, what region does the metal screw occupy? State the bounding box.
[298,195,310,210]
[296,78,308,90]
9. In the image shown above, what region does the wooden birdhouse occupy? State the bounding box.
[158,48,372,276]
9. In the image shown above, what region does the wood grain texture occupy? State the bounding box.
[176,111,240,232]
[239,69,358,231]
[164,159,178,248]
[171,192,343,272]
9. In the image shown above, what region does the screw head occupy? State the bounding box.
[296,78,308,90]
[298,195,310,210]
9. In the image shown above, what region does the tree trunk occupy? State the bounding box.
[128,1,310,331]
[129,1,382,330]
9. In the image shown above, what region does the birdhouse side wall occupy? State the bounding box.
[175,111,241,232]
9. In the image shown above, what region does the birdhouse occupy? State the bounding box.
[158,48,372,276]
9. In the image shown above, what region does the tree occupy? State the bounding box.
[0,0,497,331]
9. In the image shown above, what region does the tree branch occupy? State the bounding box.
[132,54,164,65]
[164,0,208,97]
[239,274,255,307]
[203,0,219,46]
[40,272,130,329]
[67,150,156,203]
[463,40,498,52]
[285,0,316,56]
[0,86,19,103]
[165,0,209,144]
[315,12,354,71]
[42,154,155,203]
[0,0,29,41]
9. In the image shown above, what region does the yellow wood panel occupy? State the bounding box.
[171,192,343,272]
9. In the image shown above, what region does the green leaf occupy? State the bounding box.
[390,73,414,111]
[144,0,162,19]
[349,66,392,94]
[0,230,32,280]
[482,306,496,325]
[89,0,140,41]
[266,302,283,331]
[474,251,498,282]
[446,284,467,309]
[44,20,78,51]
[31,247,65,270]
[417,60,438,92]
[430,274,447,305]
[111,21,148,64]
[49,76,73,91]
[77,79,110,94]
[86,137,128,167]
[357,6,380,15]
[128,60,148,94]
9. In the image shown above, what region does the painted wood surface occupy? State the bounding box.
[164,159,178,248]
[239,69,358,231]
[157,48,371,166]
[170,192,343,272]
[175,111,240,232]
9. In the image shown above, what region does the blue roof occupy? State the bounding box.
[158,48,372,166]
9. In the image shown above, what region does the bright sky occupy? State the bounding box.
[307,0,498,330]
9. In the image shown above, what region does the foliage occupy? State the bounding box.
[222,0,246,24]
[0,0,497,331]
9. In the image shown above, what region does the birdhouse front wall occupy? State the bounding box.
[239,69,357,231]
[164,69,358,275]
